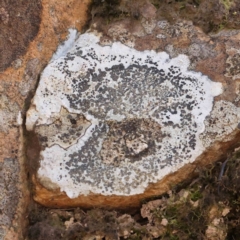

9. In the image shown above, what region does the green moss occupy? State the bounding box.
[169,235,180,240]
[48,215,64,228]
[220,0,234,10]
[190,188,202,201]
[129,227,149,240]
[217,23,227,32]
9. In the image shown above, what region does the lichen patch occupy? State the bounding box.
[224,40,240,80]
[26,30,223,198]
[100,119,163,167]
[35,107,91,149]
[200,101,240,147]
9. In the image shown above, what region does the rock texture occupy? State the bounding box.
[1,0,240,238]
[27,31,223,198]
[0,0,90,239]
[26,11,240,209]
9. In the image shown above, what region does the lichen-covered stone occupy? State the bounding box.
[200,101,240,147]
[26,30,224,199]
[14,2,238,209]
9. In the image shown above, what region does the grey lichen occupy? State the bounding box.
[26,30,222,198]
[200,100,240,147]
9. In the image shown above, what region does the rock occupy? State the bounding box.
[1,1,240,237]
[146,225,166,238]
[0,0,90,238]
[117,214,137,238]
[26,17,240,209]
[205,204,229,240]
[141,200,163,223]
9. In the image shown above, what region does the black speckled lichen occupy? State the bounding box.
[26,31,222,198]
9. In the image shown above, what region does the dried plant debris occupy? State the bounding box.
[27,148,240,239]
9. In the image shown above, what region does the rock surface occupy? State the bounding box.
[0,0,90,239]
[26,15,240,208]
[1,0,240,238]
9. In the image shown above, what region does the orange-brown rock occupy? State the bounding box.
[0,0,90,239]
